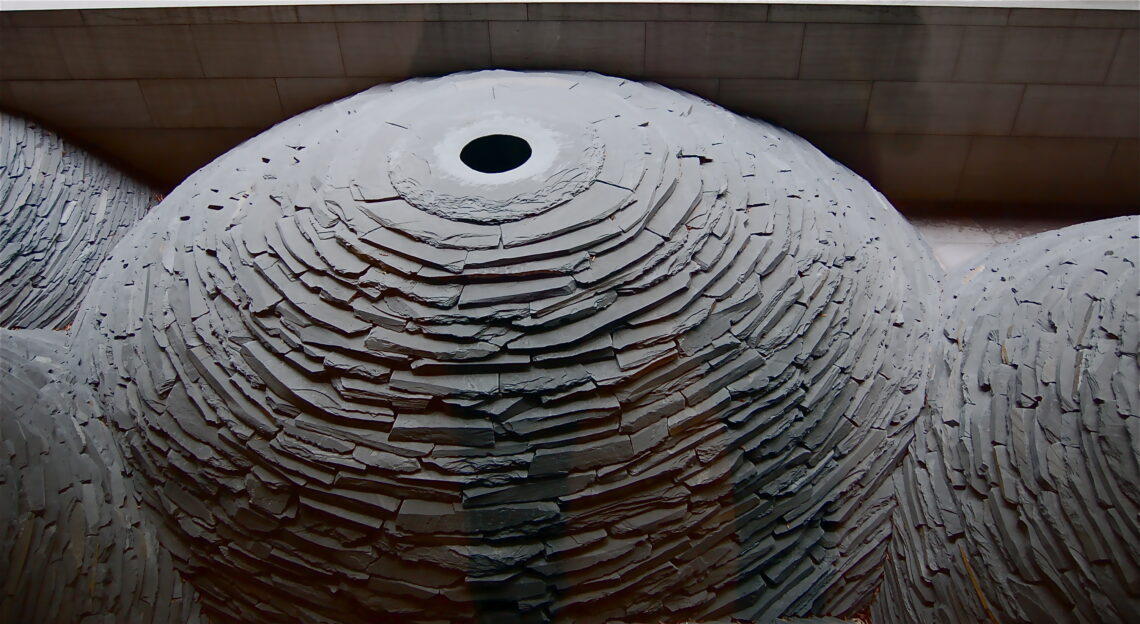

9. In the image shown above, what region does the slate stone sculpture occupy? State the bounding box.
[875,217,1140,624]
[0,113,155,330]
[1,329,208,623]
[0,70,1136,624]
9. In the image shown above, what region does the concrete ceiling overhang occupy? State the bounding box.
[1,1,1137,215]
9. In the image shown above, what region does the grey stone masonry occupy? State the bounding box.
[875,216,1140,624]
[0,113,154,329]
[2,69,1134,624]
[0,328,209,623]
[67,70,940,623]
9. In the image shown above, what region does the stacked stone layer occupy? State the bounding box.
[875,217,1140,623]
[0,329,208,623]
[70,71,940,623]
[0,113,154,330]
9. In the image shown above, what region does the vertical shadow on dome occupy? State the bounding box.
[445,398,571,624]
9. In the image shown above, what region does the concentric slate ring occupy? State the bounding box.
[388,106,605,223]
[72,71,940,624]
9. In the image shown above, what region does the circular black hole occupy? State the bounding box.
[460,134,532,174]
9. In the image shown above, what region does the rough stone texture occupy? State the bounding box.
[0,328,208,623]
[5,68,1136,624]
[67,70,940,623]
[0,113,155,330]
[874,217,1140,624]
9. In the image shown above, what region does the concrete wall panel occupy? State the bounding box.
[1107,28,1139,85]
[1014,84,1140,137]
[718,78,872,133]
[275,76,389,116]
[139,78,282,128]
[0,27,71,80]
[491,20,645,75]
[954,25,1123,83]
[52,25,205,79]
[193,23,345,78]
[0,2,1134,209]
[0,79,153,128]
[337,21,492,77]
[957,136,1119,203]
[646,21,802,78]
[865,81,1023,135]
[799,23,963,80]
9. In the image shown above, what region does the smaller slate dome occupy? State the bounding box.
[0,113,154,330]
[876,217,1140,624]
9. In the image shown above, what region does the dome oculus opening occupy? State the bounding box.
[460,134,532,174]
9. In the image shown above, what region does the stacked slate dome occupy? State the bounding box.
[876,217,1140,624]
[71,71,940,623]
[0,329,208,623]
[0,113,154,330]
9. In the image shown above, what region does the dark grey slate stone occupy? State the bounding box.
[0,329,208,622]
[40,70,946,624]
[0,113,154,330]
[875,217,1140,624]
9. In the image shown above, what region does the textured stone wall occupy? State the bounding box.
[1,70,1136,624]
[0,329,207,623]
[0,113,154,330]
[875,216,1140,624]
[68,70,939,623]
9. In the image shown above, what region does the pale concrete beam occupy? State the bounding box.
[1014,84,1139,138]
[1009,7,1139,27]
[53,24,204,79]
[865,81,1023,135]
[799,23,963,80]
[769,3,1008,25]
[192,23,345,78]
[645,21,802,78]
[139,78,283,127]
[490,20,646,76]
[717,78,872,133]
[0,8,84,27]
[296,3,524,22]
[0,79,154,128]
[78,4,300,25]
[953,25,1123,83]
[524,2,770,21]
[337,21,491,77]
